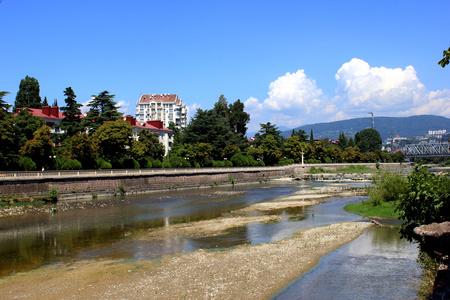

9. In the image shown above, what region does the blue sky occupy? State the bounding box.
[1,0,449,133]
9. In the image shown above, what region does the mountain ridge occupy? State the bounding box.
[277,115,450,140]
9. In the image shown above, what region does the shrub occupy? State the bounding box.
[194,162,201,168]
[397,166,450,241]
[366,170,407,206]
[231,153,248,167]
[48,187,58,202]
[118,184,126,195]
[19,157,36,171]
[224,160,233,167]
[120,157,140,169]
[96,158,112,169]
[61,159,82,170]
[151,159,162,168]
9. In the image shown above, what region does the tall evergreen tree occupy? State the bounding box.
[309,129,314,145]
[0,91,11,112]
[42,97,49,106]
[291,128,308,142]
[60,87,83,140]
[52,98,58,107]
[228,99,250,137]
[14,75,42,110]
[84,91,122,133]
[253,122,282,147]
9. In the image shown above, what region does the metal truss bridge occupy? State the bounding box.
[403,143,450,158]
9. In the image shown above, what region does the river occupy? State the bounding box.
[0,181,420,298]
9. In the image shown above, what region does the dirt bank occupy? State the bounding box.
[0,222,373,300]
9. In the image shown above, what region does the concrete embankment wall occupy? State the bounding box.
[0,163,407,199]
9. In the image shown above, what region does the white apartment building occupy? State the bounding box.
[135,94,187,129]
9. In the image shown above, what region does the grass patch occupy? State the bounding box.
[328,165,376,174]
[308,165,376,174]
[343,200,400,219]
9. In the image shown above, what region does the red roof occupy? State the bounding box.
[14,106,84,120]
[138,94,180,105]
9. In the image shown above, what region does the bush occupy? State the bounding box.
[140,157,152,168]
[231,153,248,167]
[120,157,140,169]
[366,170,407,206]
[61,159,82,170]
[151,159,162,168]
[194,162,201,168]
[19,157,36,171]
[161,159,171,168]
[212,160,225,167]
[397,166,450,241]
[224,160,233,167]
[48,187,58,202]
[96,159,112,169]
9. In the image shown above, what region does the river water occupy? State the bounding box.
[0,182,420,298]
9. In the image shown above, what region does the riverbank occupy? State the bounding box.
[0,221,373,299]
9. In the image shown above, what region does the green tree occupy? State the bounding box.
[91,119,132,166]
[438,46,450,68]
[0,92,16,169]
[341,146,362,163]
[14,76,42,110]
[137,130,165,161]
[42,97,49,106]
[253,122,282,148]
[228,99,250,137]
[355,128,382,153]
[84,91,122,133]
[283,136,304,163]
[261,134,282,165]
[63,133,98,168]
[214,94,228,119]
[291,128,308,142]
[19,125,54,169]
[193,142,213,166]
[309,129,314,145]
[183,108,243,159]
[221,144,241,160]
[13,109,46,149]
[0,91,11,112]
[60,87,83,140]
[338,131,348,150]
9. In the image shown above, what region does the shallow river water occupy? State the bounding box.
[0,182,420,298]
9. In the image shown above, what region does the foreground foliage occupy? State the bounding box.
[397,166,450,241]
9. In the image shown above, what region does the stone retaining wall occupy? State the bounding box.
[0,163,408,199]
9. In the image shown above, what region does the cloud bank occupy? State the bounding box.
[245,58,450,133]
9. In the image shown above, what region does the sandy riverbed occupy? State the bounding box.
[0,221,373,299]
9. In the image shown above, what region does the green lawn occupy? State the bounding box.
[343,200,400,219]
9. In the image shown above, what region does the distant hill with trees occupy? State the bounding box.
[281,115,450,140]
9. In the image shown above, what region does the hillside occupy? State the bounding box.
[280,115,450,140]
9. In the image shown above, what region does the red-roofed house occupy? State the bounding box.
[135,94,187,129]
[124,116,173,156]
[14,106,70,134]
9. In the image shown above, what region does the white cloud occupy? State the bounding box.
[117,100,130,115]
[245,58,450,132]
[335,58,427,113]
[263,70,324,113]
[187,103,201,123]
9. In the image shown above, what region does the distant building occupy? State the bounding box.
[124,116,173,156]
[135,94,188,129]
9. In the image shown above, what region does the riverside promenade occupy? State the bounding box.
[0,163,407,200]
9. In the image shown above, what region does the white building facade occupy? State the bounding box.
[135,94,188,129]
